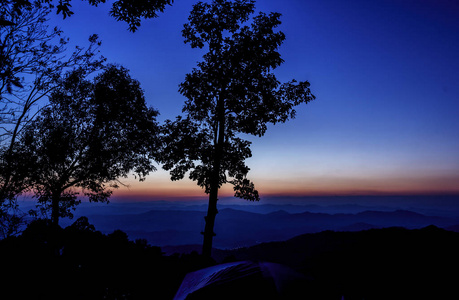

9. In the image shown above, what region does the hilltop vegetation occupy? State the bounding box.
[0,218,209,300]
[1,217,458,299]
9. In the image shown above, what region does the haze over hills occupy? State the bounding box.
[52,194,459,215]
[48,195,459,250]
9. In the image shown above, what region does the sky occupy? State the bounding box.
[47,0,459,201]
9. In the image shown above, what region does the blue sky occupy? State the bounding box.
[48,0,459,199]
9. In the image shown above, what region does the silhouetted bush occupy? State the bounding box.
[0,217,208,299]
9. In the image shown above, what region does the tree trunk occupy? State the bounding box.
[202,98,225,258]
[202,185,218,258]
[51,192,60,227]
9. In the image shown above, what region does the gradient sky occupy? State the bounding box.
[48,0,459,200]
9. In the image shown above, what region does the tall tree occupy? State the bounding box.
[15,65,160,226]
[0,2,104,142]
[161,0,315,257]
[0,1,104,234]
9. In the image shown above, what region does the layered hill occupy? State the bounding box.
[78,207,459,249]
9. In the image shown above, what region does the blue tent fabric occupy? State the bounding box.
[174,261,306,300]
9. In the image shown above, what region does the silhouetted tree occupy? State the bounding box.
[0,3,104,140]
[0,1,104,235]
[15,65,160,226]
[3,0,174,32]
[161,0,315,257]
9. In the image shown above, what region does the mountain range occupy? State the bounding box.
[62,206,459,250]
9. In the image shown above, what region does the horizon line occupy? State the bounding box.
[108,192,459,202]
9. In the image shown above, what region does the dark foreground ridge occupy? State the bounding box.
[1,218,458,299]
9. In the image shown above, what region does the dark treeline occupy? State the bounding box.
[0,217,210,300]
[1,219,458,299]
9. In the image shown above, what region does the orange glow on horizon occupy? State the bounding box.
[111,171,459,201]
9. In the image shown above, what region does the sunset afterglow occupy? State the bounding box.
[48,0,459,201]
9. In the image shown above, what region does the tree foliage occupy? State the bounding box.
[162,0,315,200]
[0,1,104,235]
[15,65,160,225]
[0,2,104,141]
[160,0,315,257]
[2,0,174,32]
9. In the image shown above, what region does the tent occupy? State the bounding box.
[173,261,307,300]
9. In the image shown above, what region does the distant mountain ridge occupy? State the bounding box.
[72,207,459,249]
[50,194,459,214]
